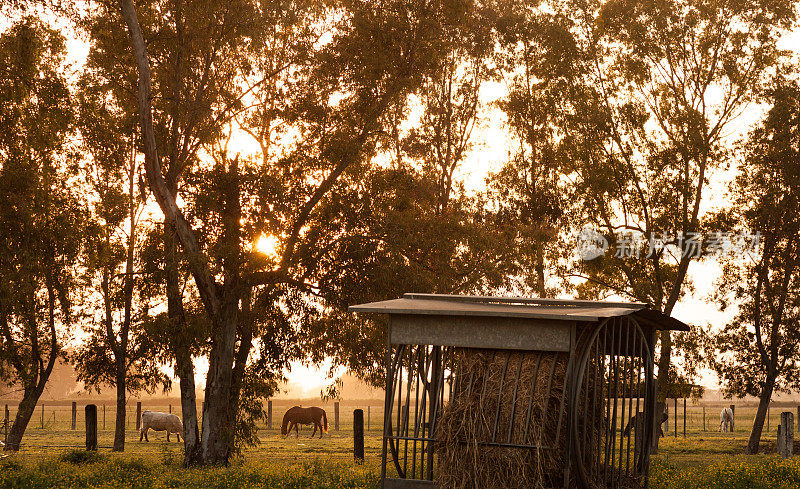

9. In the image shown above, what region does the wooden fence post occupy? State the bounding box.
[334,401,340,431]
[683,398,686,437]
[674,398,678,438]
[367,406,370,431]
[169,404,171,414]
[353,409,364,463]
[103,404,106,430]
[136,402,142,431]
[85,404,97,451]
[730,404,735,431]
[267,400,272,429]
[4,405,8,444]
[703,406,706,431]
[41,403,44,429]
[778,411,794,459]
[71,402,76,430]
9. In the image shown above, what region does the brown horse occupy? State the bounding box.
[281,406,328,438]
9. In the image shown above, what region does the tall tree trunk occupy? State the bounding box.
[175,345,201,464]
[199,157,243,465]
[652,295,679,453]
[4,386,41,451]
[650,321,672,455]
[229,287,254,422]
[165,220,201,466]
[112,363,126,451]
[5,350,56,451]
[657,295,680,402]
[118,0,222,463]
[4,348,54,451]
[201,310,238,464]
[746,371,777,454]
[5,286,59,452]
[163,168,200,464]
[112,152,137,453]
[656,331,672,398]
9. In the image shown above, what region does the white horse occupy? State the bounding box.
[719,407,734,432]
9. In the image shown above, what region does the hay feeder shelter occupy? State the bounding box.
[349,293,688,489]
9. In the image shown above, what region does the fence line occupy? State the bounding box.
[0,401,385,432]
[6,398,800,456]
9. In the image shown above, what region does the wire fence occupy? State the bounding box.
[660,400,800,437]
[3,398,798,451]
[1,399,385,449]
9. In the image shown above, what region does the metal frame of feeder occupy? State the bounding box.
[350,293,689,489]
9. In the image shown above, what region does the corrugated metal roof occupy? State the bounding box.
[402,293,649,309]
[349,293,689,331]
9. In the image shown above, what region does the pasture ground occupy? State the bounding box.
[2,400,800,487]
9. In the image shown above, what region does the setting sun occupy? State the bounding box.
[254,233,280,259]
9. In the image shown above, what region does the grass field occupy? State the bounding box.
[2,400,800,487]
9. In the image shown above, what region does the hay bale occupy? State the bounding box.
[436,348,570,489]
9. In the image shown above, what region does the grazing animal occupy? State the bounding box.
[719,407,734,432]
[139,411,183,442]
[281,406,328,438]
[622,406,669,438]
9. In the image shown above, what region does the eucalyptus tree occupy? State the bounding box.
[492,0,795,406]
[294,164,521,387]
[288,2,522,387]
[399,1,494,215]
[81,0,270,463]
[710,81,800,454]
[70,73,170,452]
[0,18,86,451]
[116,0,481,465]
[488,0,575,297]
